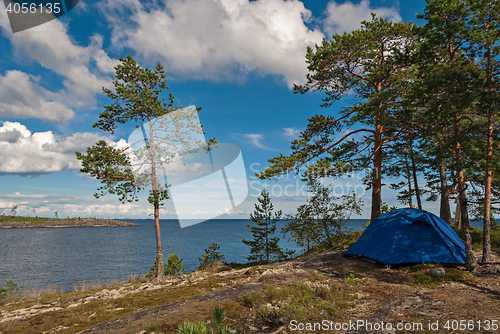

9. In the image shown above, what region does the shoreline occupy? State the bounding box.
[0,218,137,228]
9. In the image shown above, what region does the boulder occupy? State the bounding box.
[429,268,445,277]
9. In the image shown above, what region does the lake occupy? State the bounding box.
[0,218,483,292]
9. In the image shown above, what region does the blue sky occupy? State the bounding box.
[0,0,436,220]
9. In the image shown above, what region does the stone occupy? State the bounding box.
[487,265,500,274]
[429,268,445,277]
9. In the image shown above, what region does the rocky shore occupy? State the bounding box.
[1,250,500,333]
[0,218,137,228]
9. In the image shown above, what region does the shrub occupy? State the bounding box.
[457,226,500,248]
[177,322,207,334]
[345,273,362,286]
[245,280,354,324]
[0,279,19,299]
[343,230,363,247]
[177,306,236,334]
[199,242,225,267]
[165,253,187,276]
[146,253,187,278]
[283,180,362,250]
[241,291,264,308]
[257,305,284,322]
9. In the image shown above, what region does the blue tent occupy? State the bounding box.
[345,208,466,265]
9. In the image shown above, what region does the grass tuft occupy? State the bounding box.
[407,263,467,287]
[243,279,354,323]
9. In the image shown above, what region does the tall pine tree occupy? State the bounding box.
[258,15,419,222]
[76,55,214,280]
[416,0,479,270]
[466,0,500,263]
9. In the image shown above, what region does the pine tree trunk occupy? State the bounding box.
[483,172,492,264]
[410,146,422,209]
[454,124,474,271]
[482,106,493,263]
[371,117,383,222]
[482,106,493,264]
[454,197,462,229]
[154,202,165,280]
[404,153,413,208]
[482,43,494,264]
[407,172,413,208]
[149,118,165,280]
[458,174,474,271]
[266,217,269,263]
[439,161,452,225]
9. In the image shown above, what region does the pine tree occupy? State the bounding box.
[199,242,225,267]
[386,137,426,209]
[465,0,500,264]
[283,205,318,251]
[76,55,214,280]
[283,179,362,249]
[243,189,283,263]
[258,15,419,222]
[415,0,480,270]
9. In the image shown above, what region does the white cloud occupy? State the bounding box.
[160,156,207,178]
[323,0,401,35]
[1,192,63,200]
[0,122,113,173]
[0,70,75,123]
[0,199,16,210]
[0,7,117,120]
[243,133,273,150]
[101,0,324,87]
[282,127,301,138]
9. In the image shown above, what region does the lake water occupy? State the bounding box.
[0,218,483,292]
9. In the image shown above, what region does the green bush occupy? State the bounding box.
[0,279,19,299]
[177,306,236,334]
[199,242,225,267]
[177,322,208,334]
[165,253,187,276]
[469,227,483,245]
[146,253,187,278]
[456,226,500,248]
[345,273,362,286]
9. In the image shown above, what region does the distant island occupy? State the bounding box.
[0,216,137,228]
